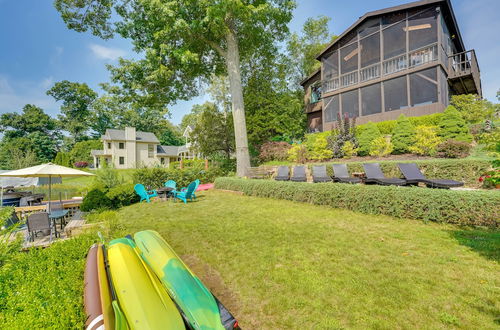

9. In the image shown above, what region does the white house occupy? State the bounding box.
[90,127,195,169]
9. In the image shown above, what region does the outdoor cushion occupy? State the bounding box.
[291,166,307,182]
[275,166,290,181]
[363,163,406,186]
[397,163,463,189]
[312,165,331,183]
[332,164,361,184]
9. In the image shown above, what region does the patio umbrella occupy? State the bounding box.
[0,163,94,211]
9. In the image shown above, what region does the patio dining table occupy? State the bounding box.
[49,209,69,236]
[157,187,174,201]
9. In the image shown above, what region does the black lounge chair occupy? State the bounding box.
[398,163,464,189]
[363,163,406,186]
[291,166,307,182]
[274,166,290,181]
[332,164,361,184]
[312,165,331,183]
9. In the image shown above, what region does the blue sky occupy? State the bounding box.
[0,0,498,125]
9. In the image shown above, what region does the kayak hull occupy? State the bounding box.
[84,244,107,330]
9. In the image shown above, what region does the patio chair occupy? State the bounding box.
[174,180,197,204]
[134,184,158,203]
[363,163,406,186]
[332,164,362,184]
[398,163,464,189]
[27,212,55,242]
[291,166,307,182]
[164,180,177,190]
[274,166,290,181]
[312,165,331,183]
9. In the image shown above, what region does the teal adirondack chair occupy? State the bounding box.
[180,179,200,200]
[174,180,197,204]
[134,184,158,203]
[164,180,177,198]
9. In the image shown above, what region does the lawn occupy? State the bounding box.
[109,190,499,329]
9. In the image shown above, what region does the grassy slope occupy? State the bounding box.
[112,190,499,329]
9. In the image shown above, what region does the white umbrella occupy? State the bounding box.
[0,163,94,211]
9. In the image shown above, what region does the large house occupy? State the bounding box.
[90,127,195,169]
[301,0,482,132]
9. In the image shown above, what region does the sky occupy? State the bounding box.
[0,0,498,125]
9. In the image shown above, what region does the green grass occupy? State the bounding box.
[108,190,499,329]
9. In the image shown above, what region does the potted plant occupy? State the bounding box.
[479,169,500,189]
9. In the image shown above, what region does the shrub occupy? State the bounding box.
[215,178,500,227]
[341,141,358,159]
[106,183,140,208]
[74,161,88,168]
[478,127,500,152]
[369,136,393,157]
[357,122,381,156]
[258,141,292,162]
[391,114,416,154]
[287,144,308,163]
[329,113,357,158]
[133,167,224,189]
[437,140,472,158]
[54,151,71,167]
[438,106,473,142]
[357,113,443,136]
[170,158,205,169]
[93,168,123,190]
[450,94,496,124]
[479,169,500,189]
[69,139,102,164]
[81,188,112,212]
[409,126,442,156]
[305,134,332,161]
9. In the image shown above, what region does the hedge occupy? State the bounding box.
[214,178,499,227]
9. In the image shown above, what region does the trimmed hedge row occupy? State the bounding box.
[214,177,499,227]
[321,159,490,186]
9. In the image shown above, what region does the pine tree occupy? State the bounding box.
[391,114,416,154]
[357,122,381,156]
[438,106,473,142]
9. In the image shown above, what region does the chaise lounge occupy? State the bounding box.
[363,163,406,186]
[397,163,464,189]
[291,166,307,182]
[332,164,361,184]
[275,166,290,181]
[312,165,332,183]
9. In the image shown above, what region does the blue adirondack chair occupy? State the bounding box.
[164,180,177,198]
[180,179,200,199]
[174,180,197,204]
[134,184,158,203]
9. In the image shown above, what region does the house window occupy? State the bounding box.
[148,144,154,158]
[107,143,111,149]
[384,76,408,111]
[409,67,438,107]
[361,83,382,116]
[383,20,406,60]
[323,51,339,80]
[119,142,125,149]
[324,95,339,123]
[341,89,359,119]
[160,157,165,165]
[360,32,380,68]
[119,157,125,165]
[310,84,321,104]
[340,42,358,74]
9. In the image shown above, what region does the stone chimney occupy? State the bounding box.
[125,127,136,141]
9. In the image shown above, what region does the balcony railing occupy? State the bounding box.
[448,49,479,79]
[322,43,439,94]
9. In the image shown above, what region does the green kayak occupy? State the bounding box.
[134,230,239,330]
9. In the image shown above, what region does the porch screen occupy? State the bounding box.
[384,76,408,111]
[408,7,437,51]
[323,51,339,80]
[324,95,339,123]
[361,83,382,116]
[340,43,358,74]
[360,32,380,68]
[383,20,406,60]
[341,89,359,119]
[410,67,438,107]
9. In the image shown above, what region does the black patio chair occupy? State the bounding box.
[332,164,362,184]
[27,212,55,242]
[291,166,307,182]
[312,165,331,183]
[363,163,406,186]
[398,163,464,189]
[274,166,290,181]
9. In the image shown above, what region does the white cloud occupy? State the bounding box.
[89,44,127,61]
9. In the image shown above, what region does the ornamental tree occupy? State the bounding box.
[438,106,473,143]
[54,0,295,176]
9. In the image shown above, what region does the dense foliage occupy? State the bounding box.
[437,139,472,158]
[450,94,498,124]
[215,178,499,227]
[106,183,140,208]
[409,126,442,156]
[80,188,112,212]
[391,115,416,154]
[258,142,292,162]
[369,136,393,157]
[133,167,225,189]
[357,122,381,156]
[438,106,473,142]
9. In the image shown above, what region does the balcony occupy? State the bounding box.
[448,50,481,97]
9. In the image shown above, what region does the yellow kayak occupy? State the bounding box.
[107,238,185,330]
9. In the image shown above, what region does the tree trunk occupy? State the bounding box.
[225,30,251,177]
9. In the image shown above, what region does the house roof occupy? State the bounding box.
[157,145,181,157]
[102,129,160,143]
[315,0,465,60]
[299,68,321,87]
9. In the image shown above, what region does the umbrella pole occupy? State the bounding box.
[48,175,51,213]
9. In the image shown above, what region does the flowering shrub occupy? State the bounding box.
[479,169,500,188]
[74,161,88,168]
[258,141,292,162]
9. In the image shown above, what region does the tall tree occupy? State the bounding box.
[0,104,57,139]
[46,80,97,141]
[54,0,295,176]
[287,16,336,87]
